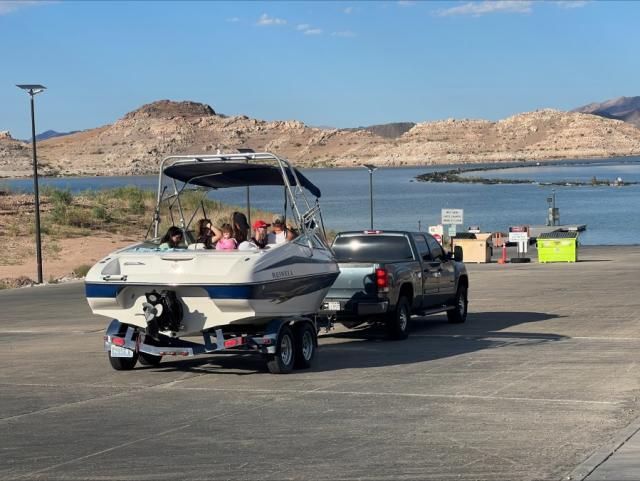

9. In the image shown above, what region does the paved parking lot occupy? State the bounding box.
[1,246,639,480]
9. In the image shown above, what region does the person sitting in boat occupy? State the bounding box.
[159,226,184,249]
[268,215,295,245]
[216,224,237,250]
[250,219,269,249]
[231,211,260,250]
[195,218,221,249]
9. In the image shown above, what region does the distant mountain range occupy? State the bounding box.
[3,98,640,178]
[21,130,80,142]
[573,96,640,128]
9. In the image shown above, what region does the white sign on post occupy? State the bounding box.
[442,209,464,225]
[508,232,528,243]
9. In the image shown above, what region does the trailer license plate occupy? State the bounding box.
[110,345,133,358]
[326,301,341,311]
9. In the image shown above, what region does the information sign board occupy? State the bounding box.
[442,209,464,225]
[508,232,528,243]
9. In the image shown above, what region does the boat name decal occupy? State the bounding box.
[272,269,294,279]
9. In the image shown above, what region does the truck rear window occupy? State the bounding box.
[332,235,414,262]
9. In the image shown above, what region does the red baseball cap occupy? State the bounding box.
[252,219,270,229]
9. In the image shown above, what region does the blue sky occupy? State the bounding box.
[1,0,639,138]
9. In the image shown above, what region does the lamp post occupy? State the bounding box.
[362,164,377,229]
[16,84,46,284]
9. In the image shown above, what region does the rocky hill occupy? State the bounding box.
[573,96,640,128]
[2,100,640,177]
[343,122,416,138]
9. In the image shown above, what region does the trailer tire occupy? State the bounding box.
[293,323,317,369]
[447,284,468,324]
[108,352,138,371]
[138,352,163,367]
[387,296,411,340]
[266,325,295,374]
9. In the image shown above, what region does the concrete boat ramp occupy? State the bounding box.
[0,245,639,480]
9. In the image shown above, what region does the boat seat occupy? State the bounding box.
[187,243,207,250]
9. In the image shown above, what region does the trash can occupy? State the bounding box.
[453,233,492,263]
[536,232,579,263]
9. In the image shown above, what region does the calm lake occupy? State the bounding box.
[3,157,640,245]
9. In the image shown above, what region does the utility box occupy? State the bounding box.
[453,233,492,263]
[536,231,578,263]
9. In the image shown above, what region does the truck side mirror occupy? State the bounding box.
[453,246,463,262]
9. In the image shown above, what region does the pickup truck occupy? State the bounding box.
[320,230,469,339]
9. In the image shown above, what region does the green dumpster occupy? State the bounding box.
[536,231,578,263]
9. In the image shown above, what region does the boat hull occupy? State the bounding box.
[85,241,339,335]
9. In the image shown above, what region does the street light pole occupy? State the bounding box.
[362,164,378,229]
[17,84,46,284]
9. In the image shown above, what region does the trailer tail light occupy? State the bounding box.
[111,337,125,347]
[224,337,245,349]
[375,268,389,292]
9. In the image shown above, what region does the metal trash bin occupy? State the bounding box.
[453,233,492,263]
[536,231,578,263]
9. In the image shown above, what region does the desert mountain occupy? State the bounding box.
[343,122,416,139]
[28,129,81,142]
[2,100,640,177]
[0,131,57,177]
[573,96,640,128]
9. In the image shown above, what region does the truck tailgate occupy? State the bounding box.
[325,263,376,299]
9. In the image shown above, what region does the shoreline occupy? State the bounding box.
[1,153,640,181]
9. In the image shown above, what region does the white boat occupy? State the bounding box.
[85,152,339,338]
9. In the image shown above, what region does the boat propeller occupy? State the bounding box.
[142,290,184,340]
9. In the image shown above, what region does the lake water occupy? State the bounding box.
[3,157,640,245]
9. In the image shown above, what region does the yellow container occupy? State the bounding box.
[536,236,578,263]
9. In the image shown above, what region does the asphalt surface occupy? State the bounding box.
[1,245,639,480]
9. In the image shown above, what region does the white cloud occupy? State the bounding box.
[256,13,287,26]
[226,17,240,23]
[554,0,587,8]
[331,30,357,38]
[296,23,310,31]
[0,0,52,15]
[438,1,532,16]
[343,6,354,14]
[304,28,323,35]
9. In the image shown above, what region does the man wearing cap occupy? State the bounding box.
[268,215,294,245]
[251,219,270,249]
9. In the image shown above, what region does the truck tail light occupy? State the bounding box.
[375,268,389,292]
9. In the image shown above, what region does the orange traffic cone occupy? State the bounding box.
[498,243,508,264]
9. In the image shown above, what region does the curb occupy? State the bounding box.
[564,414,640,480]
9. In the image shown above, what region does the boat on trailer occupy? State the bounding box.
[85,152,339,373]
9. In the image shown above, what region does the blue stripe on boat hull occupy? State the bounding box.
[85,272,338,301]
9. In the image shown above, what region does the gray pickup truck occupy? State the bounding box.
[319,230,469,339]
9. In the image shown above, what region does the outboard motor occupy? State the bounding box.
[142,290,184,339]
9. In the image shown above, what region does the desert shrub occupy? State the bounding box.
[46,188,74,206]
[72,264,92,278]
[91,205,110,221]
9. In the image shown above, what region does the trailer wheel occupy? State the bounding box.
[387,296,411,340]
[447,284,468,324]
[138,352,163,367]
[108,352,138,371]
[293,323,317,369]
[266,325,295,374]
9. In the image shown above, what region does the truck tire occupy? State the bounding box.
[108,351,138,371]
[266,325,295,374]
[387,296,411,340]
[138,352,163,367]
[447,284,468,324]
[293,323,317,369]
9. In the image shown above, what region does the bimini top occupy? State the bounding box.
[163,161,321,198]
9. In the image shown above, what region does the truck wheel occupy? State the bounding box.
[108,351,138,371]
[293,323,317,369]
[447,285,468,324]
[138,352,163,367]
[266,325,295,374]
[387,296,411,340]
